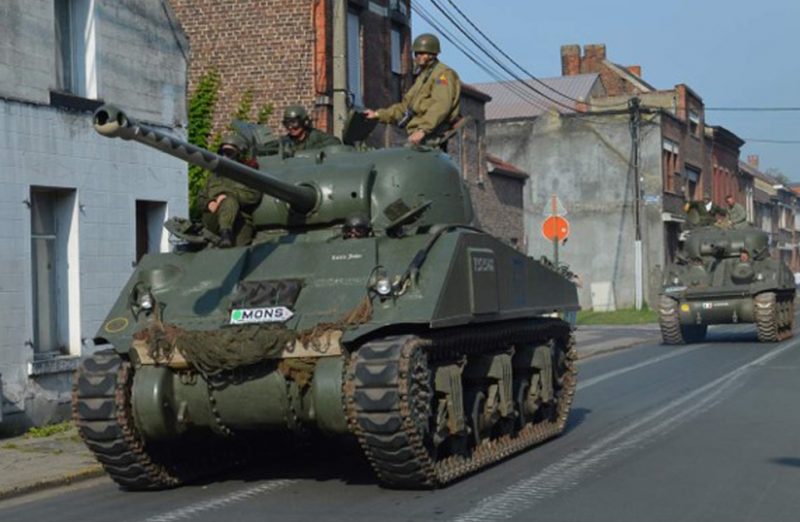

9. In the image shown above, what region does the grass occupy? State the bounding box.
[25,421,73,439]
[576,307,658,325]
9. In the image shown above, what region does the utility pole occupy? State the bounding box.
[629,97,644,310]
[332,0,347,139]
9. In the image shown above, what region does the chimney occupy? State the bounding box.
[747,154,760,169]
[627,65,642,77]
[560,44,580,76]
[581,44,606,73]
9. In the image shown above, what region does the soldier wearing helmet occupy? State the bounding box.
[281,104,340,152]
[199,133,262,247]
[365,33,461,146]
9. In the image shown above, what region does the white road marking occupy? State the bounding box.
[578,344,707,391]
[142,480,297,522]
[453,338,799,522]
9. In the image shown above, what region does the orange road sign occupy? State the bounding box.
[542,215,570,241]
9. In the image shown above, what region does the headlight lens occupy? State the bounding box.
[139,292,154,310]
[375,278,393,296]
[755,273,764,281]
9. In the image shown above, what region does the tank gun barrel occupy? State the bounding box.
[93,105,318,214]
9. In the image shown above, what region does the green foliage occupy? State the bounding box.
[232,90,254,122]
[576,306,657,325]
[257,103,274,124]
[187,77,273,219]
[187,69,220,220]
[25,421,73,438]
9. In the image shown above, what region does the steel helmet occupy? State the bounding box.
[412,33,440,55]
[282,105,311,129]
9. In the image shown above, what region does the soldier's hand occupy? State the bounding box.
[408,129,426,145]
[208,194,227,214]
[364,109,378,119]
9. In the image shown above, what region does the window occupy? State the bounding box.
[346,8,363,107]
[390,25,404,100]
[661,139,679,193]
[688,110,700,137]
[684,165,700,199]
[54,0,96,98]
[135,200,167,263]
[30,187,80,356]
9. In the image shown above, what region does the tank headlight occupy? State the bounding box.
[375,278,393,296]
[755,273,764,281]
[139,292,154,310]
[672,277,681,285]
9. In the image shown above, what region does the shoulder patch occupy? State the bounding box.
[436,74,448,85]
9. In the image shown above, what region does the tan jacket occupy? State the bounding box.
[376,60,461,134]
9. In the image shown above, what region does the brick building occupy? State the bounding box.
[170,0,413,141]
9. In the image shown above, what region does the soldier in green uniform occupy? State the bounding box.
[725,194,748,229]
[199,133,262,247]
[281,105,341,153]
[364,33,461,146]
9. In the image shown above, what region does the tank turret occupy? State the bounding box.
[93,104,474,232]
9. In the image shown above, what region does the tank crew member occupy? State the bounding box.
[200,133,263,247]
[684,193,723,227]
[725,194,747,229]
[364,33,461,146]
[281,105,341,152]
[342,214,372,239]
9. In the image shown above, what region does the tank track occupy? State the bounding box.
[754,292,795,342]
[658,295,684,345]
[72,349,254,490]
[344,319,576,488]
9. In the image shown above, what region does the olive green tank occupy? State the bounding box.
[72,105,580,490]
[659,225,795,344]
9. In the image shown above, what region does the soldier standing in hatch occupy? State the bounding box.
[364,33,461,146]
[281,105,341,152]
[725,194,748,228]
[200,133,262,247]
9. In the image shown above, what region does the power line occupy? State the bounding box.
[425,0,578,113]
[706,107,800,112]
[410,3,553,113]
[443,0,630,110]
[744,138,800,144]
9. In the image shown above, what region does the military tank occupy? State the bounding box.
[659,225,795,344]
[72,105,579,490]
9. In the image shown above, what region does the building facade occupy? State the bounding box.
[0,0,188,432]
[170,0,412,143]
[486,44,751,310]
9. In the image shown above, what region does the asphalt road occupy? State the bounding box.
[2,323,799,522]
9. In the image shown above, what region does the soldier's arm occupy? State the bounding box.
[414,69,459,133]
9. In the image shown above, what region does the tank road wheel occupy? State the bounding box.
[755,292,779,342]
[72,350,183,490]
[345,320,577,488]
[776,295,795,341]
[659,296,685,344]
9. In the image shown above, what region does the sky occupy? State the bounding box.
[413,0,800,180]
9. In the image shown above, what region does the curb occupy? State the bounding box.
[576,336,661,360]
[0,465,104,501]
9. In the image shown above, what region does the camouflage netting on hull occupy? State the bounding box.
[132,296,373,376]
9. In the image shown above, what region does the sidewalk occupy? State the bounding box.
[0,323,659,500]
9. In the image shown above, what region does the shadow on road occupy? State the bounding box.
[564,407,591,434]
[771,457,800,468]
[703,327,760,344]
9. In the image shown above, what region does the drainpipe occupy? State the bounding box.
[332,0,348,139]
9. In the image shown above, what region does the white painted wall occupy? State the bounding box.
[0,0,189,429]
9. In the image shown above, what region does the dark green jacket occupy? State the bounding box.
[283,128,341,152]
[199,174,262,211]
[727,202,747,227]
